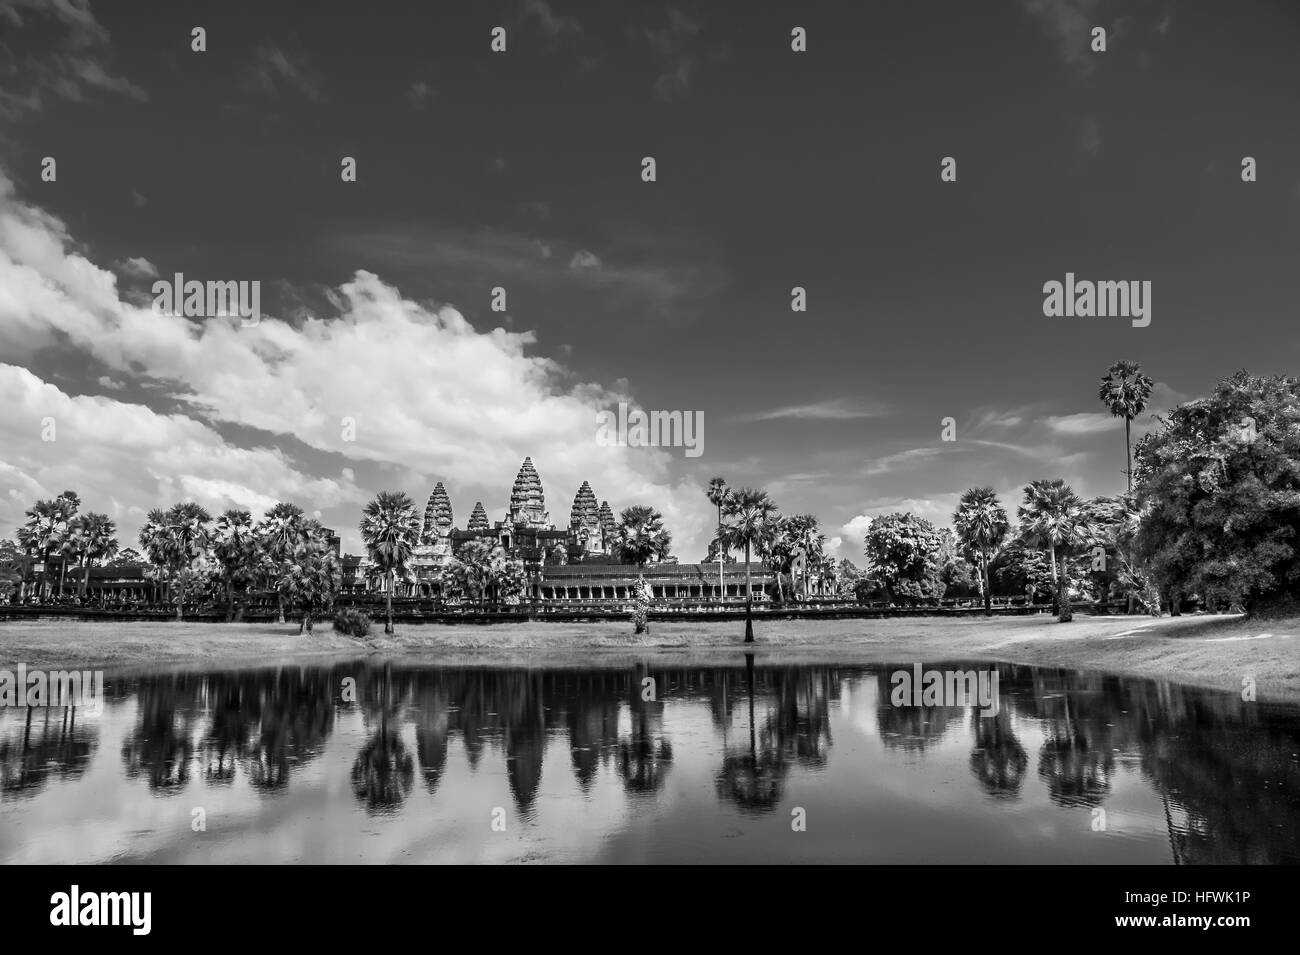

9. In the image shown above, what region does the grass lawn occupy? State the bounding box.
[1,612,1298,699]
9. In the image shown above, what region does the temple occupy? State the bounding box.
[340,456,772,604]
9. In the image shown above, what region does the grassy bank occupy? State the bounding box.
[1,613,1298,699]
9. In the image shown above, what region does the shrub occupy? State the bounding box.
[332,607,372,638]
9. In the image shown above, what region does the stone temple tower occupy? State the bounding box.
[467,501,490,531]
[507,456,549,527]
[598,501,617,550]
[569,481,604,555]
[421,482,453,544]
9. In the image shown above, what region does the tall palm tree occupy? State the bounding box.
[73,513,118,600]
[706,478,730,601]
[163,501,213,620]
[19,499,73,601]
[1098,360,1155,493]
[1017,479,1090,623]
[256,502,306,623]
[953,488,1010,616]
[138,508,170,604]
[359,491,421,635]
[787,514,826,599]
[278,527,341,634]
[213,509,255,621]
[721,488,777,642]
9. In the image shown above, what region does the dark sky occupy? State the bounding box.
[2,0,1298,558]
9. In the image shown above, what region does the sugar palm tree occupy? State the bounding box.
[1098,360,1154,493]
[359,491,421,634]
[256,502,306,623]
[138,508,170,604]
[706,478,730,601]
[278,527,341,634]
[721,488,777,642]
[52,492,80,597]
[953,488,1010,616]
[19,499,73,601]
[213,509,256,621]
[760,514,792,603]
[73,512,118,600]
[1017,479,1090,622]
[616,506,673,570]
[787,514,826,599]
[163,501,213,620]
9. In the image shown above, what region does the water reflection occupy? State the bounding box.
[1,657,1298,863]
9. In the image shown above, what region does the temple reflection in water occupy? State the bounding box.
[2,659,1298,864]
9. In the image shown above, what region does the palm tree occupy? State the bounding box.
[359,491,421,635]
[616,506,673,569]
[721,488,777,642]
[138,508,170,604]
[953,488,1010,616]
[1098,360,1155,493]
[1017,479,1091,623]
[73,513,118,600]
[787,514,826,599]
[760,514,792,603]
[256,502,306,623]
[19,499,73,601]
[162,501,213,620]
[706,478,730,601]
[278,526,341,633]
[213,510,255,621]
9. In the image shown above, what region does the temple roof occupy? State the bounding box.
[569,480,599,529]
[508,456,547,523]
[467,501,490,531]
[421,482,453,543]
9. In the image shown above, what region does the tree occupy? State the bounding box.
[18,499,72,600]
[1098,360,1155,493]
[71,512,118,600]
[256,502,306,624]
[706,478,730,601]
[1133,371,1300,615]
[137,508,170,603]
[278,524,342,633]
[1017,479,1092,622]
[760,514,792,603]
[616,506,672,569]
[721,488,777,642]
[359,491,421,634]
[213,510,256,621]
[52,491,80,597]
[785,514,825,599]
[162,501,213,620]
[863,512,946,606]
[953,487,1010,615]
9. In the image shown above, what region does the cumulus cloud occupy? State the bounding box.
[115,255,158,279]
[0,166,713,556]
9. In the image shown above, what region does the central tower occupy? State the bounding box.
[507,456,550,527]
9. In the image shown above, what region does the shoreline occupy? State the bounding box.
[2,612,1298,700]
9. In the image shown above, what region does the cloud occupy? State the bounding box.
[0,0,146,120]
[568,248,602,271]
[115,256,158,279]
[0,166,715,557]
[862,447,945,477]
[520,0,581,39]
[0,363,360,543]
[1041,411,1114,435]
[741,398,889,422]
[1019,0,1103,75]
[645,8,703,102]
[246,46,324,103]
[407,81,432,108]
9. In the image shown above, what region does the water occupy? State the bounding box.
[1,657,1297,864]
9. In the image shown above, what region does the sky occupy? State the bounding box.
[1,0,1298,562]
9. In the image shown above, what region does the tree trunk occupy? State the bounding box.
[1125,415,1132,493]
[226,575,234,622]
[79,555,89,599]
[743,542,754,643]
[982,551,993,616]
[717,503,724,603]
[1057,553,1073,623]
[385,570,394,635]
[58,558,67,597]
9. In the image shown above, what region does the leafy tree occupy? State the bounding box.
[721,488,778,642]
[1099,360,1155,492]
[706,477,730,599]
[990,539,1055,604]
[359,491,421,634]
[953,488,1010,614]
[213,509,257,621]
[1133,371,1300,614]
[278,524,342,633]
[1017,479,1093,622]
[863,512,946,606]
[616,505,672,568]
[256,502,306,623]
[161,502,214,620]
[74,512,118,599]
